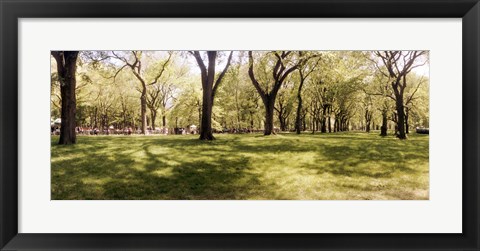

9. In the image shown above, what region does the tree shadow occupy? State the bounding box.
[51,136,271,200]
[305,140,427,179]
[51,134,429,200]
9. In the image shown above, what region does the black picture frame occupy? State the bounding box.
[1,0,479,250]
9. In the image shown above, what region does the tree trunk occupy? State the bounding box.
[250,111,255,130]
[295,81,304,134]
[311,113,317,134]
[395,97,407,139]
[150,109,157,131]
[93,107,98,129]
[197,100,202,129]
[302,114,307,131]
[192,51,233,140]
[327,107,332,133]
[162,115,166,127]
[278,112,286,131]
[320,106,327,133]
[140,93,147,134]
[52,51,79,145]
[405,107,409,134]
[380,110,388,136]
[199,87,215,140]
[365,109,371,133]
[263,98,275,135]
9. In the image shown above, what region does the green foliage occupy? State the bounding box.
[50,50,429,133]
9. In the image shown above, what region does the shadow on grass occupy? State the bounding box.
[222,133,428,184]
[51,136,265,200]
[51,133,429,200]
[309,143,425,178]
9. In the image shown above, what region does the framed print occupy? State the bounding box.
[1,0,479,250]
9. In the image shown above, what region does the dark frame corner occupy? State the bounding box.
[1,0,479,250]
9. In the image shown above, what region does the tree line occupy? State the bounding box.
[51,50,429,144]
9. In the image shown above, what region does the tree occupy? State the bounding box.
[404,74,429,130]
[147,62,187,129]
[50,50,429,139]
[362,94,374,132]
[51,51,79,145]
[274,83,295,131]
[362,72,395,136]
[295,53,320,134]
[403,74,429,134]
[169,78,202,130]
[248,51,304,135]
[216,59,260,130]
[111,51,172,134]
[373,51,428,139]
[190,51,233,140]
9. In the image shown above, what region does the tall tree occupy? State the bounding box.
[373,51,428,139]
[111,51,172,134]
[51,51,79,145]
[190,51,233,140]
[274,85,295,131]
[248,51,303,135]
[403,74,428,134]
[147,64,187,130]
[295,53,320,134]
[362,72,394,136]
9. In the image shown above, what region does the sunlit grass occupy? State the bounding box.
[51,132,429,200]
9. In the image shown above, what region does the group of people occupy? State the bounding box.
[214,127,270,134]
[74,127,135,135]
[51,125,272,136]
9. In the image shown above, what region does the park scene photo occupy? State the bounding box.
[51,50,429,200]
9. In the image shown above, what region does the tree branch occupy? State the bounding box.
[212,51,234,99]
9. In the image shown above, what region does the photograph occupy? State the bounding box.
[50,50,430,200]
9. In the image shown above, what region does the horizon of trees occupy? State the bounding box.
[51,50,429,144]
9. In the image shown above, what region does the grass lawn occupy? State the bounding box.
[51,132,429,200]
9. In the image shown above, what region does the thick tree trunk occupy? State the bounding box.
[278,112,287,131]
[365,110,371,133]
[380,110,388,136]
[199,88,215,140]
[320,106,327,133]
[395,97,407,139]
[150,109,157,131]
[263,98,275,135]
[294,106,302,134]
[295,82,304,134]
[311,114,317,134]
[140,93,147,134]
[162,115,166,127]
[191,51,233,140]
[52,51,79,145]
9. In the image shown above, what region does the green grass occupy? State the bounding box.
[51,132,429,200]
